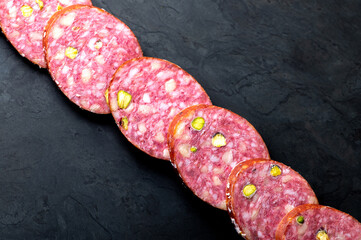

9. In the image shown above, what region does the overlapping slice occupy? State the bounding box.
[108,57,212,160]
[275,204,361,240]
[168,105,270,210]
[44,5,142,113]
[0,0,92,68]
[226,159,318,240]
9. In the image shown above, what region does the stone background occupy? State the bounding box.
[0,0,360,239]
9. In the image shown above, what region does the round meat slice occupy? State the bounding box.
[108,57,211,160]
[226,159,318,240]
[276,204,361,240]
[44,5,142,114]
[168,105,270,210]
[0,0,92,68]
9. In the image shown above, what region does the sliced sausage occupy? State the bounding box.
[0,0,92,68]
[44,5,142,114]
[276,204,361,240]
[226,159,318,239]
[168,105,270,210]
[108,57,212,160]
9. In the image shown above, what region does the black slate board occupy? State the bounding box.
[1,0,361,239]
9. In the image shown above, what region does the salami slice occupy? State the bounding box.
[108,57,211,160]
[168,105,270,210]
[275,204,361,240]
[44,5,142,114]
[0,0,92,68]
[226,159,318,240]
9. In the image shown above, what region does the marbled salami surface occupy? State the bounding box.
[0,0,92,68]
[45,5,142,114]
[227,159,318,240]
[276,204,361,240]
[109,57,211,160]
[169,105,269,210]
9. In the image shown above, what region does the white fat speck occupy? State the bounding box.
[54,51,65,60]
[95,55,105,65]
[163,149,170,158]
[61,66,70,75]
[251,208,260,220]
[51,26,64,40]
[124,102,134,112]
[165,79,176,93]
[284,204,294,213]
[9,6,17,18]
[110,98,118,112]
[156,71,165,78]
[142,93,151,103]
[128,68,139,78]
[81,68,92,83]
[88,38,97,50]
[218,201,227,210]
[116,23,125,31]
[257,231,265,238]
[29,32,43,41]
[67,77,74,86]
[200,165,208,173]
[210,155,219,162]
[60,12,76,26]
[212,176,222,186]
[159,102,169,111]
[138,123,147,134]
[282,175,292,183]
[151,61,161,70]
[213,167,223,174]
[222,150,233,164]
[179,102,186,109]
[9,30,20,39]
[90,104,101,112]
[284,189,298,197]
[298,222,308,236]
[138,105,151,114]
[168,108,177,117]
[308,196,318,204]
[75,94,81,97]
[178,144,191,158]
[154,132,165,143]
[174,122,185,138]
[96,83,106,90]
[181,76,190,85]
[59,0,71,5]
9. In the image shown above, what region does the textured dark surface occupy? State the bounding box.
[0,0,361,239]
